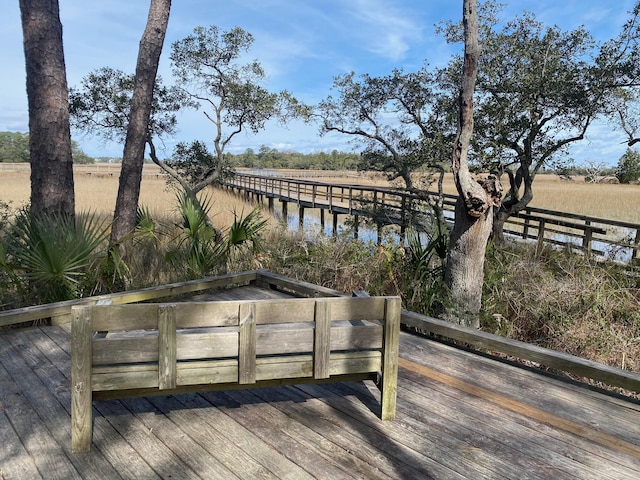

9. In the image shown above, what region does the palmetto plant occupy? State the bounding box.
[166,191,223,279]
[227,207,268,252]
[166,191,268,279]
[5,210,108,303]
[403,224,449,315]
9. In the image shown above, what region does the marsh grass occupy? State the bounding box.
[310,171,640,223]
[2,166,639,223]
[0,166,279,231]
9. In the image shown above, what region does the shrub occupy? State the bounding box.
[616,148,640,184]
[482,242,640,374]
[3,209,108,304]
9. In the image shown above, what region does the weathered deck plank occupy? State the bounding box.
[400,332,640,454]
[1,319,639,479]
[0,369,45,480]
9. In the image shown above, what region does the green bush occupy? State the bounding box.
[3,209,108,304]
[616,148,640,184]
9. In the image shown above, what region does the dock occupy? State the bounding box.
[1,273,639,479]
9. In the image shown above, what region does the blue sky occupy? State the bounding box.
[1,0,637,165]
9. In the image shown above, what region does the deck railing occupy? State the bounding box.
[224,172,640,265]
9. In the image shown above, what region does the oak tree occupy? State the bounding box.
[443,0,501,328]
[170,26,302,180]
[317,67,451,191]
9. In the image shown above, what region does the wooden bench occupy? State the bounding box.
[71,296,401,452]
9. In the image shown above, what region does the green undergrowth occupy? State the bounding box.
[481,242,640,374]
[248,228,640,379]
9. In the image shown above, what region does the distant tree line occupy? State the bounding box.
[0,131,93,164]
[228,146,360,170]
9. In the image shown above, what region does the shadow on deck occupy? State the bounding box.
[1,274,639,479]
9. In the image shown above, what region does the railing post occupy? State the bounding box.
[523,209,530,239]
[329,185,333,211]
[582,220,593,259]
[537,219,546,252]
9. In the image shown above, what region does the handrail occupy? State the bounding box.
[224,172,640,264]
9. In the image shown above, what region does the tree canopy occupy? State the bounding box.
[169,25,304,181]
[316,67,452,190]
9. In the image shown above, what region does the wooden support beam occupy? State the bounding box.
[71,306,93,453]
[381,297,401,420]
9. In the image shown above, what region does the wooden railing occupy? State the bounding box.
[2,269,638,398]
[224,173,640,265]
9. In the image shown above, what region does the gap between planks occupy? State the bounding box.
[398,357,640,461]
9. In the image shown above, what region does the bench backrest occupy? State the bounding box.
[71,296,401,394]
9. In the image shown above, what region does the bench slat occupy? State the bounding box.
[158,304,177,390]
[239,303,256,384]
[314,299,331,379]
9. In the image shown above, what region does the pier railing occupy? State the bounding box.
[224,172,640,265]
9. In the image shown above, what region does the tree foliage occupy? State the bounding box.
[170,25,304,178]
[0,131,92,163]
[460,12,607,239]
[70,67,185,144]
[316,67,452,190]
[616,148,640,183]
[438,4,640,239]
[0,131,30,163]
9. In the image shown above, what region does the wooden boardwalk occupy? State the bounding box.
[2,308,639,478]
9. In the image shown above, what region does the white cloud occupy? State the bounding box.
[346,0,423,61]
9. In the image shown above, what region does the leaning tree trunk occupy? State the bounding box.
[110,0,171,255]
[20,0,75,219]
[444,0,501,328]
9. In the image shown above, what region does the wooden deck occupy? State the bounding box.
[2,288,639,479]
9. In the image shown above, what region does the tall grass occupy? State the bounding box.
[482,242,640,379]
[3,166,640,223]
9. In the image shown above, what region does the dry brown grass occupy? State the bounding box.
[310,171,640,224]
[0,165,276,230]
[2,165,638,224]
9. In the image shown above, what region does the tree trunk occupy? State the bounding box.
[20,0,74,219]
[110,0,171,253]
[445,198,493,327]
[444,0,501,328]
